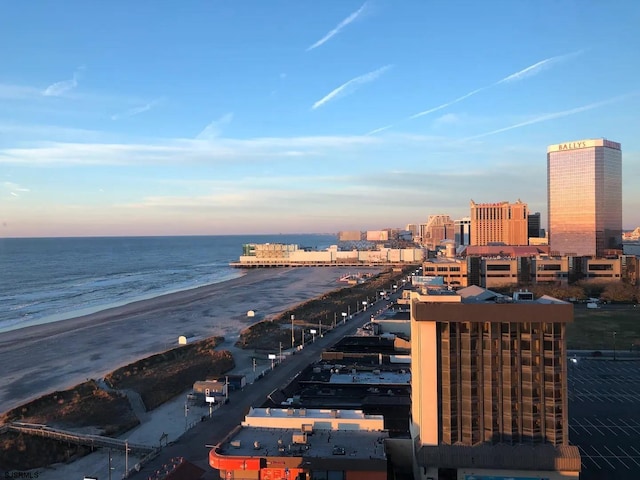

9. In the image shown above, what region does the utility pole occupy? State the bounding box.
[279,342,283,362]
[252,357,256,382]
[108,448,113,480]
[124,440,129,478]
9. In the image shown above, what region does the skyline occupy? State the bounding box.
[1,1,639,237]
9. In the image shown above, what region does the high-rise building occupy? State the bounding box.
[423,214,454,250]
[547,138,622,257]
[454,216,471,246]
[528,211,541,239]
[470,200,529,246]
[409,287,581,479]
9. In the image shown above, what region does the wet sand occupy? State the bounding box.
[0,267,361,414]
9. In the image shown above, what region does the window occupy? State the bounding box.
[589,264,613,271]
[487,264,511,271]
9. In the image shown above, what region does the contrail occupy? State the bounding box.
[312,65,392,110]
[409,51,582,119]
[307,2,368,51]
[463,93,637,141]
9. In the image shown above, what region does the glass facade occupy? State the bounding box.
[547,139,622,257]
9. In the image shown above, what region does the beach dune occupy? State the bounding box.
[0,267,359,414]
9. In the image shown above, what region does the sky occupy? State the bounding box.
[1,1,639,237]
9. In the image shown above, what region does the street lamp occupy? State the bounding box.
[613,331,617,361]
[362,300,368,311]
[279,342,283,362]
[310,329,317,343]
[341,312,347,324]
[291,315,295,349]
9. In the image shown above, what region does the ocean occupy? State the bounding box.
[0,234,336,333]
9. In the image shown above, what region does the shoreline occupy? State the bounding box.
[0,269,247,335]
[0,266,365,414]
[0,269,252,342]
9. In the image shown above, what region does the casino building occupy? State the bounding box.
[547,138,622,257]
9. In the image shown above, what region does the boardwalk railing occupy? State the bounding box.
[7,422,157,455]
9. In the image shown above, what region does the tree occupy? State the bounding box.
[600,282,639,303]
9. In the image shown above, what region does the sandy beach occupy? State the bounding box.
[0,267,362,414]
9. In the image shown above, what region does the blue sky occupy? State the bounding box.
[1,0,639,237]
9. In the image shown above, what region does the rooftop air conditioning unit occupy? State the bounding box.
[331,409,340,418]
[231,440,241,448]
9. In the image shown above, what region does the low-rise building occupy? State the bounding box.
[209,408,389,480]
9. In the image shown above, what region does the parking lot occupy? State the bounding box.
[569,359,640,479]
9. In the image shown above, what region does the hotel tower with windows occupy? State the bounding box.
[547,138,622,257]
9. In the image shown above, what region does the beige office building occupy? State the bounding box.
[410,288,581,479]
[547,138,622,257]
[470,200,529,246]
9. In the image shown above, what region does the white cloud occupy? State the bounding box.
[433,113,461,126]
[42,67,84,97]
[3,181,30,198]
[0,134,380,166]
[111,98,163,120]
[307,2,368,51]
[196,112,234,140]
[312,65,392,110]
[0,83,42,100]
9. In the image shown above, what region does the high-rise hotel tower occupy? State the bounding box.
[547,138,622,257]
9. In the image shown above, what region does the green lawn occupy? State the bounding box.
[566,304,640,350]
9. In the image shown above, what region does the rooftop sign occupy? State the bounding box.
[547,138,621,153]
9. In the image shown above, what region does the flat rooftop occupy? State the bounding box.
[218,426,387,460]
[246,407,379,421]
[329,370,410,385]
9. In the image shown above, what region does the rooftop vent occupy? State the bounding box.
[253,441,261,450]
[330,409,340,418]
[292,432,307,445]
[332,445,346,455]
[231,440,241,449]
[299,408,307,417]
[287,408,294,416]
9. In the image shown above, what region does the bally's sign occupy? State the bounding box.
[558,141,587,151]
[548,138,621,153]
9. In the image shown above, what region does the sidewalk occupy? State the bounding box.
[34,336,274,480]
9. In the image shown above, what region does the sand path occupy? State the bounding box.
[0,267,364,414]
